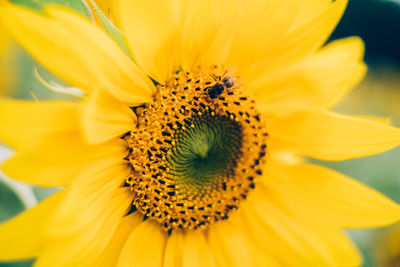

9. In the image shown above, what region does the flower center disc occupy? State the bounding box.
[168,113,243,196]
[124,66,267,231]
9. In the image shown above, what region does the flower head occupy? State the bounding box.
[1,0,400,266]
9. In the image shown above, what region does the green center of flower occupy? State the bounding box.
[167,113,243,195]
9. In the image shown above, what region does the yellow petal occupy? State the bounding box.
[241,191,361,266]
[1,132,126,186]
[230,0,347,88]
[207,221,254,267]
[258,0,347,79]
[164,231,184,267]
[49,159,130,235]
[116,0,239,82]
[0,190,65,260]
[227,0,298,78]
[183,230,216,267]
[0,100,79,150]
[116,0,179,83]
[176,0,240,71]
[262,160,400,228]
[226,212,281,267]
[207,217,280,267]
[35,189,132,266]
[293,0,332,27]
[269,110,400,161]
[254,37,366,115]
[118,220,167,267]
[94,212,144,267]
[82,90,136,144]
[0,5,154,103]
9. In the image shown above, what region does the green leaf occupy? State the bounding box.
[32,186,60,201]
[10,0,92,18]
[87,0,134,60]
[0,179,35,266]
[0,260,33,267]
[0,179,25,222]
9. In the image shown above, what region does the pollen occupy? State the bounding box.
[124,66,267,231]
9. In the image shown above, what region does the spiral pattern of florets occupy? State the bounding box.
[124,66,267,231]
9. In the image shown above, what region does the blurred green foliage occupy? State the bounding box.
[0,180,33,267]
[10,0,91,18]
[0,180,24,223]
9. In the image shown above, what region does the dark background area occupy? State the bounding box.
[332,0,400,68]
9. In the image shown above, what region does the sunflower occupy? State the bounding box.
[1,0,400,266]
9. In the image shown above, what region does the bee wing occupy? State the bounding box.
[223,66,237,78]
[232,76,243,89]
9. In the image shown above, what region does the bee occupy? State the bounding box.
[206,67,238,99]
